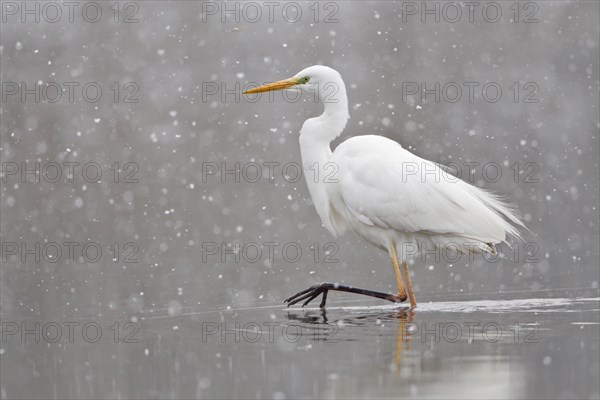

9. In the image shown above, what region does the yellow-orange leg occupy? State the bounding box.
[390,245,408,302]
[402,261,417,308]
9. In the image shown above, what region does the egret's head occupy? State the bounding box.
[243,65,349,124]
[243,65,343,96]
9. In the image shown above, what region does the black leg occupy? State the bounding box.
[284,283,402,308]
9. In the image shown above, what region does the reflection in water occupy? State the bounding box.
[286,307,416,369]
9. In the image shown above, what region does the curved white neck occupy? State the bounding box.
[299,77,350,151]
[297,76,349,234]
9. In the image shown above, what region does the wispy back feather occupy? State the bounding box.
[459,181,527,242]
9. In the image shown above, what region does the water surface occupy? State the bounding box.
[2,296,598,399]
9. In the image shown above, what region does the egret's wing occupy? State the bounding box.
[330,136,523,243]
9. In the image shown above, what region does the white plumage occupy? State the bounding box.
[245,65,524,308]
[327,135,523,251]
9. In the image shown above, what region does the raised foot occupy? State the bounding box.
[284,283,403,308]
[284,283,332,308]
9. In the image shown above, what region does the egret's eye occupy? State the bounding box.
[302,77,310,84]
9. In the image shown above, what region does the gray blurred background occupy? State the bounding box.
[1,1,599,399]
[2,1,598,318]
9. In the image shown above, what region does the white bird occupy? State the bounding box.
[244,65,524,308]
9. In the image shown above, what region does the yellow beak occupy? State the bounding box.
[243,78,300,94]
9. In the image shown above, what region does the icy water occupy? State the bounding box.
[1,296,598,399]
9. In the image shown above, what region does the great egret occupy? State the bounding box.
[244,65,524,308]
